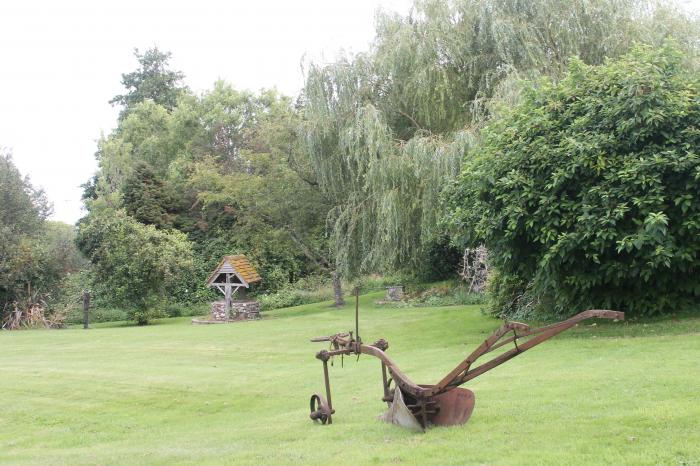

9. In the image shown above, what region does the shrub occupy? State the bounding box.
[131,305,166,326]
[482,270,539,320]
[77,210,195,325]
[256,273,419,311]
[446,43,700,317]
[380,282,485,308]
[164,303,207,318]
[256,275,334,311]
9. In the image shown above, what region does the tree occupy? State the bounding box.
[0,151,52,309]
[0,149,51,233]
[0,153,85,327]
[191,151,340,303]
[42,222,88,277]
[300,0,699,279]
[187,91,343,303]
[77,210,194,324]
[122,161,173,229]
[445,43,700,317]
[110,47,187,119]
[90,74,343,303]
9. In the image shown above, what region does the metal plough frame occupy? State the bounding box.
[309,289,624,430]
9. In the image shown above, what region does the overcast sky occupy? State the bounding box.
[0,0,414,224]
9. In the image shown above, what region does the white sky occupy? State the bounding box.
[1,0,698,225]
[0,0,414,224]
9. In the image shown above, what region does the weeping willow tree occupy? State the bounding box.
[300,0,699,278]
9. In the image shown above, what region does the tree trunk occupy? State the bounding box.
[332,271,345,307]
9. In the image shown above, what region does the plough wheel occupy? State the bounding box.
[309,393,332,424]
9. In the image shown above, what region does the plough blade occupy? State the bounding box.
[430,387,475,427]
[379,387,423,431]
[379,387,476,430]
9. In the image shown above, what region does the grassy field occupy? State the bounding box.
[1,291,699,465]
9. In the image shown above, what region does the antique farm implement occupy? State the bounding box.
[308,289,624,431]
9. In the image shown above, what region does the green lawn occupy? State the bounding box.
[1,291,699,465]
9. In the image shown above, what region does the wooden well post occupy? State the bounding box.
[224,273,232,320]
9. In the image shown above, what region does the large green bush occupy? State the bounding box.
[446,43,700,317]
[77,210,194,324]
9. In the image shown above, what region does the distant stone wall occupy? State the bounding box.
[210,300,261,321]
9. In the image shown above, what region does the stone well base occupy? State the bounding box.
[210,300,261,321]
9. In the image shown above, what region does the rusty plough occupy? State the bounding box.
[308,289,623,431]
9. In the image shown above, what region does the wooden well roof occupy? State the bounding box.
[206,255,261,286]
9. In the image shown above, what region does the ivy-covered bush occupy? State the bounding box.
[446,43,700,317]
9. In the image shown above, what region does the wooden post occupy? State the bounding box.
[354,286,360,349]
[82,290,90,329]
[224,274,231,320]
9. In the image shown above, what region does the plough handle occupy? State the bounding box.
[310,332,350,343]
[429,309,624,395]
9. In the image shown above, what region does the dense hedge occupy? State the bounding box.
[446,43,700,317]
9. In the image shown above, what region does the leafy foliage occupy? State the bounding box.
[0,150,51,232]
[0,152,86,325]
[380,282,486,308]
[80,2,700,319]
[86,61,337,308]
[122,161,174,228]
[110,47,187,119]
[300,0,698,278]
[77,211,194,324]
[446,43,700,317]
[1,153,50,300]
